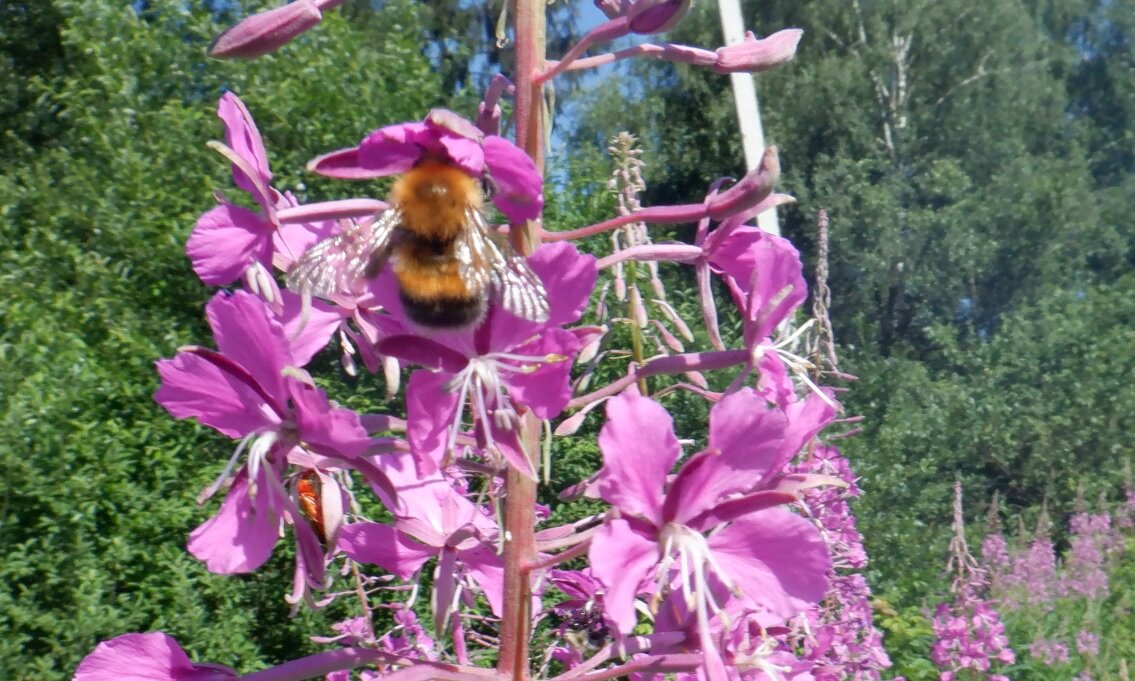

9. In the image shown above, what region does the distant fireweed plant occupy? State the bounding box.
[74,2,894,681]
[930,483,1015,681]
[980,488,1133,680]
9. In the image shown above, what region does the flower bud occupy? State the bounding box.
[208,1,322,60]
[714,29,803,74]
[626,0,691,35]
[707,146,780,220]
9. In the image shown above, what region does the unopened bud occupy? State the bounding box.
[209,1,323,59]
[713,29,803,74]
[626,0,691,35]
[707,146,780,221]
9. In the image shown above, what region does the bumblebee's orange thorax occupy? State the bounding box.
[390,160,482,243]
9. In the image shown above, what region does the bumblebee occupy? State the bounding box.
[287,158,549,329]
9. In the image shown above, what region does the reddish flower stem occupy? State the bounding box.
[237,649,495,681]
[567,349,747,408]
[550,653,703,681]
[500,3,546,676]
[526,534,593,571]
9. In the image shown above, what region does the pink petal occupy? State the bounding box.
[188,470,281,574]
[206,291,292,399]
[307,146,390,179]
[435,138,485,179]
[594,389,679,524]
[772,392,837,478]
[755,352,796,408]
[502,329,580,419]
[708,508,830,625]
[75,632,235,681]
[405,371,461,474]
[588,518,659,633]
[186,203,270,286]
[379,335,469,373]
[461,543,506,616]
[277,290,345,367]
[483,136,543,222]
[526,241,598,328]
[337,522,435,579]
[288,380,372,458]
[357,122,433,175]
[423,110,485,177]
[154,353,275,438]
[217,92,271,200]
[727,230,806,341]
[662,389,787,523]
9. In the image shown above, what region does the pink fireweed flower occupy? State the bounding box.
[1008,531,1057,607]
[337,453,505,633]
[931,484,1015,680]
[276,278,401,383]
[1061,511,1111,599]
[376,242,597,475]
[309,108,543,223]
[649,591,812,681]
[713,227,827,408]
[548,568,611,667]
[786,445,893,679]
[1075,630,1100,657]
[188,93,331,293]
[1029,637,1069,666]
[587,388,835,664]
[74,632,236,681]
[154,291,387,584]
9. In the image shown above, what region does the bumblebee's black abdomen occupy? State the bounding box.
[399,290,487,329]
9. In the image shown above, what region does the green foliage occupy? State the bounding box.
[872,600,938,681]
[0,1,443,677]
[845,277,1135,601]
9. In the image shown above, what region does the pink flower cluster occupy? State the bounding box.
[979,496,1128,678]
[929,484,1015,681]
[1059,512,1113,599]
[786,446,893,680]
[73,4,892,681]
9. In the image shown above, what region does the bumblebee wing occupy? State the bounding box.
[453,209,493,300]
[461,209,550,323]
[286,208,402,298]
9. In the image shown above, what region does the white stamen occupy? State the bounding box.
[441,351,567,456]
[655,523,741,643]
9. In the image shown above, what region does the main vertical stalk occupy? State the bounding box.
[497,1,544,680]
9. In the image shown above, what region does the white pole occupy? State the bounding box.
[717,0,780,236]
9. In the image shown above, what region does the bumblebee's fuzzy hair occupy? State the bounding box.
[390,159,483,243]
